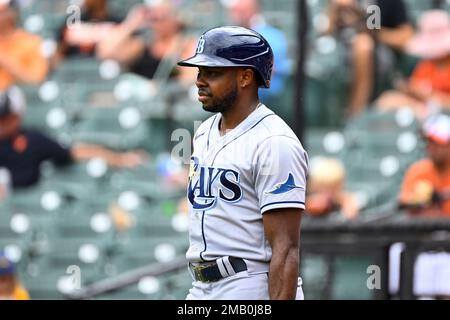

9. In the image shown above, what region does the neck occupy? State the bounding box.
[435,55,450,68]
[219,95,260,135]
[0,27,14,38]
[87,4,107,19]
[434,159,450,174]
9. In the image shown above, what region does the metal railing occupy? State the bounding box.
[65,256,187,300]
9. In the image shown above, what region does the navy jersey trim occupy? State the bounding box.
[199,211,207,262]
[211,114,276,165]
[207,115,218,151]
[260,201,305,211]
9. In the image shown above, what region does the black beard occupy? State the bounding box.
[202,84,238,113]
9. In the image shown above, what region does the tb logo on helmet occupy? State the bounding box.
[196,36,206,54]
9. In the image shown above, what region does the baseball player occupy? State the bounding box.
[177,26,308,300]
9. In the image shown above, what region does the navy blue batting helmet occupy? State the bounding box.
[178,26,274,88]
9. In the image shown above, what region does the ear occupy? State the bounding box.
[239,69,255,88]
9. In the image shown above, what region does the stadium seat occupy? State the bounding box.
[300,254,330,300]
[111,234,189,275]
[71,105,152,150]
[330,256,375,300]
[94,281,163,300]
[160,269,193,300]
[304,36,350,128]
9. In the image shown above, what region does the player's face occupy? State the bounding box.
[0,5,16,34]
[426,138,450,168]
[196,67,239,113]
[0,274,15,298]
[0,114,20,139]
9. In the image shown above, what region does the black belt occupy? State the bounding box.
[189,257,247,283]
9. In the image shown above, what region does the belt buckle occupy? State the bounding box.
[192,264,211,283]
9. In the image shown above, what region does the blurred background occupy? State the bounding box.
[1,0,450,300]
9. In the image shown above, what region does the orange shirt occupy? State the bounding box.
[410,60,450,96]
[0,29,48,90]
[13,285,30,300]
[399,159,450,217]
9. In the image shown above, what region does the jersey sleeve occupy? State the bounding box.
[34,132,73,165]
[254,135,309,214]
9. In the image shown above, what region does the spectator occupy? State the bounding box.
[54,0,122,64]
[0,0,48,91]
[0,167,11,204]
[324,0,414,118]
[306,157,360,220]
[0,252,29,300]
[96,0,197,84]
[228,0,290,104]
[376,10,450,120]
[399,113,450,217]
[0,87,146,189]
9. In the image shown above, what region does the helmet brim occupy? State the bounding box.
[178,54,243,68]
[177,54,270,88]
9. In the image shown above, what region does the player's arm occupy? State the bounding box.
[255,135,308,299]
[95,6,146,64]
[378,24,414,51]
[263,207,302,300]
[71,143,146,168]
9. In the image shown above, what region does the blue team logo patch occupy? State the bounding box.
[265,173,303,195]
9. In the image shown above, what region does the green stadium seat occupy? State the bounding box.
[160,269,193,300]
[305,37,350,128]
[111,235,189,274]
[0,230,32,273]
[21,259,102,300]
[94,281,163,300]
[71,105,151,150]
[131,208,188,238]
[300,254,330,300]
[53,210,115,241]
[10,183,69,214]
[330,256,375,300]
[403,0,435,25]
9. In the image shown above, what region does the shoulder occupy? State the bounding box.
[14,29,42,44]
[24,130,60,147]
[252,114,307,163]
[413,60,434,73]
[405,159,435,176]
[23,129,47,140]
[253,109,302,147]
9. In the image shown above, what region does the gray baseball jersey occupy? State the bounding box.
[186,104,308,274]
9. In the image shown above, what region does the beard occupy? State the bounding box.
[202,84,238,113]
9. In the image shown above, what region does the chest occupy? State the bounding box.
[0,138,37,165]
[0,35,26,56]
[421,65,450,92]
[188,136,259,211]
[192,133,258,175]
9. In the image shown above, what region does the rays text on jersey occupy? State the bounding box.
[188,157,242,210]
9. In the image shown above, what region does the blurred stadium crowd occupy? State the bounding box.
[0,0,450,300]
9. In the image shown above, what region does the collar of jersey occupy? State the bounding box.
[208,104,274,156]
